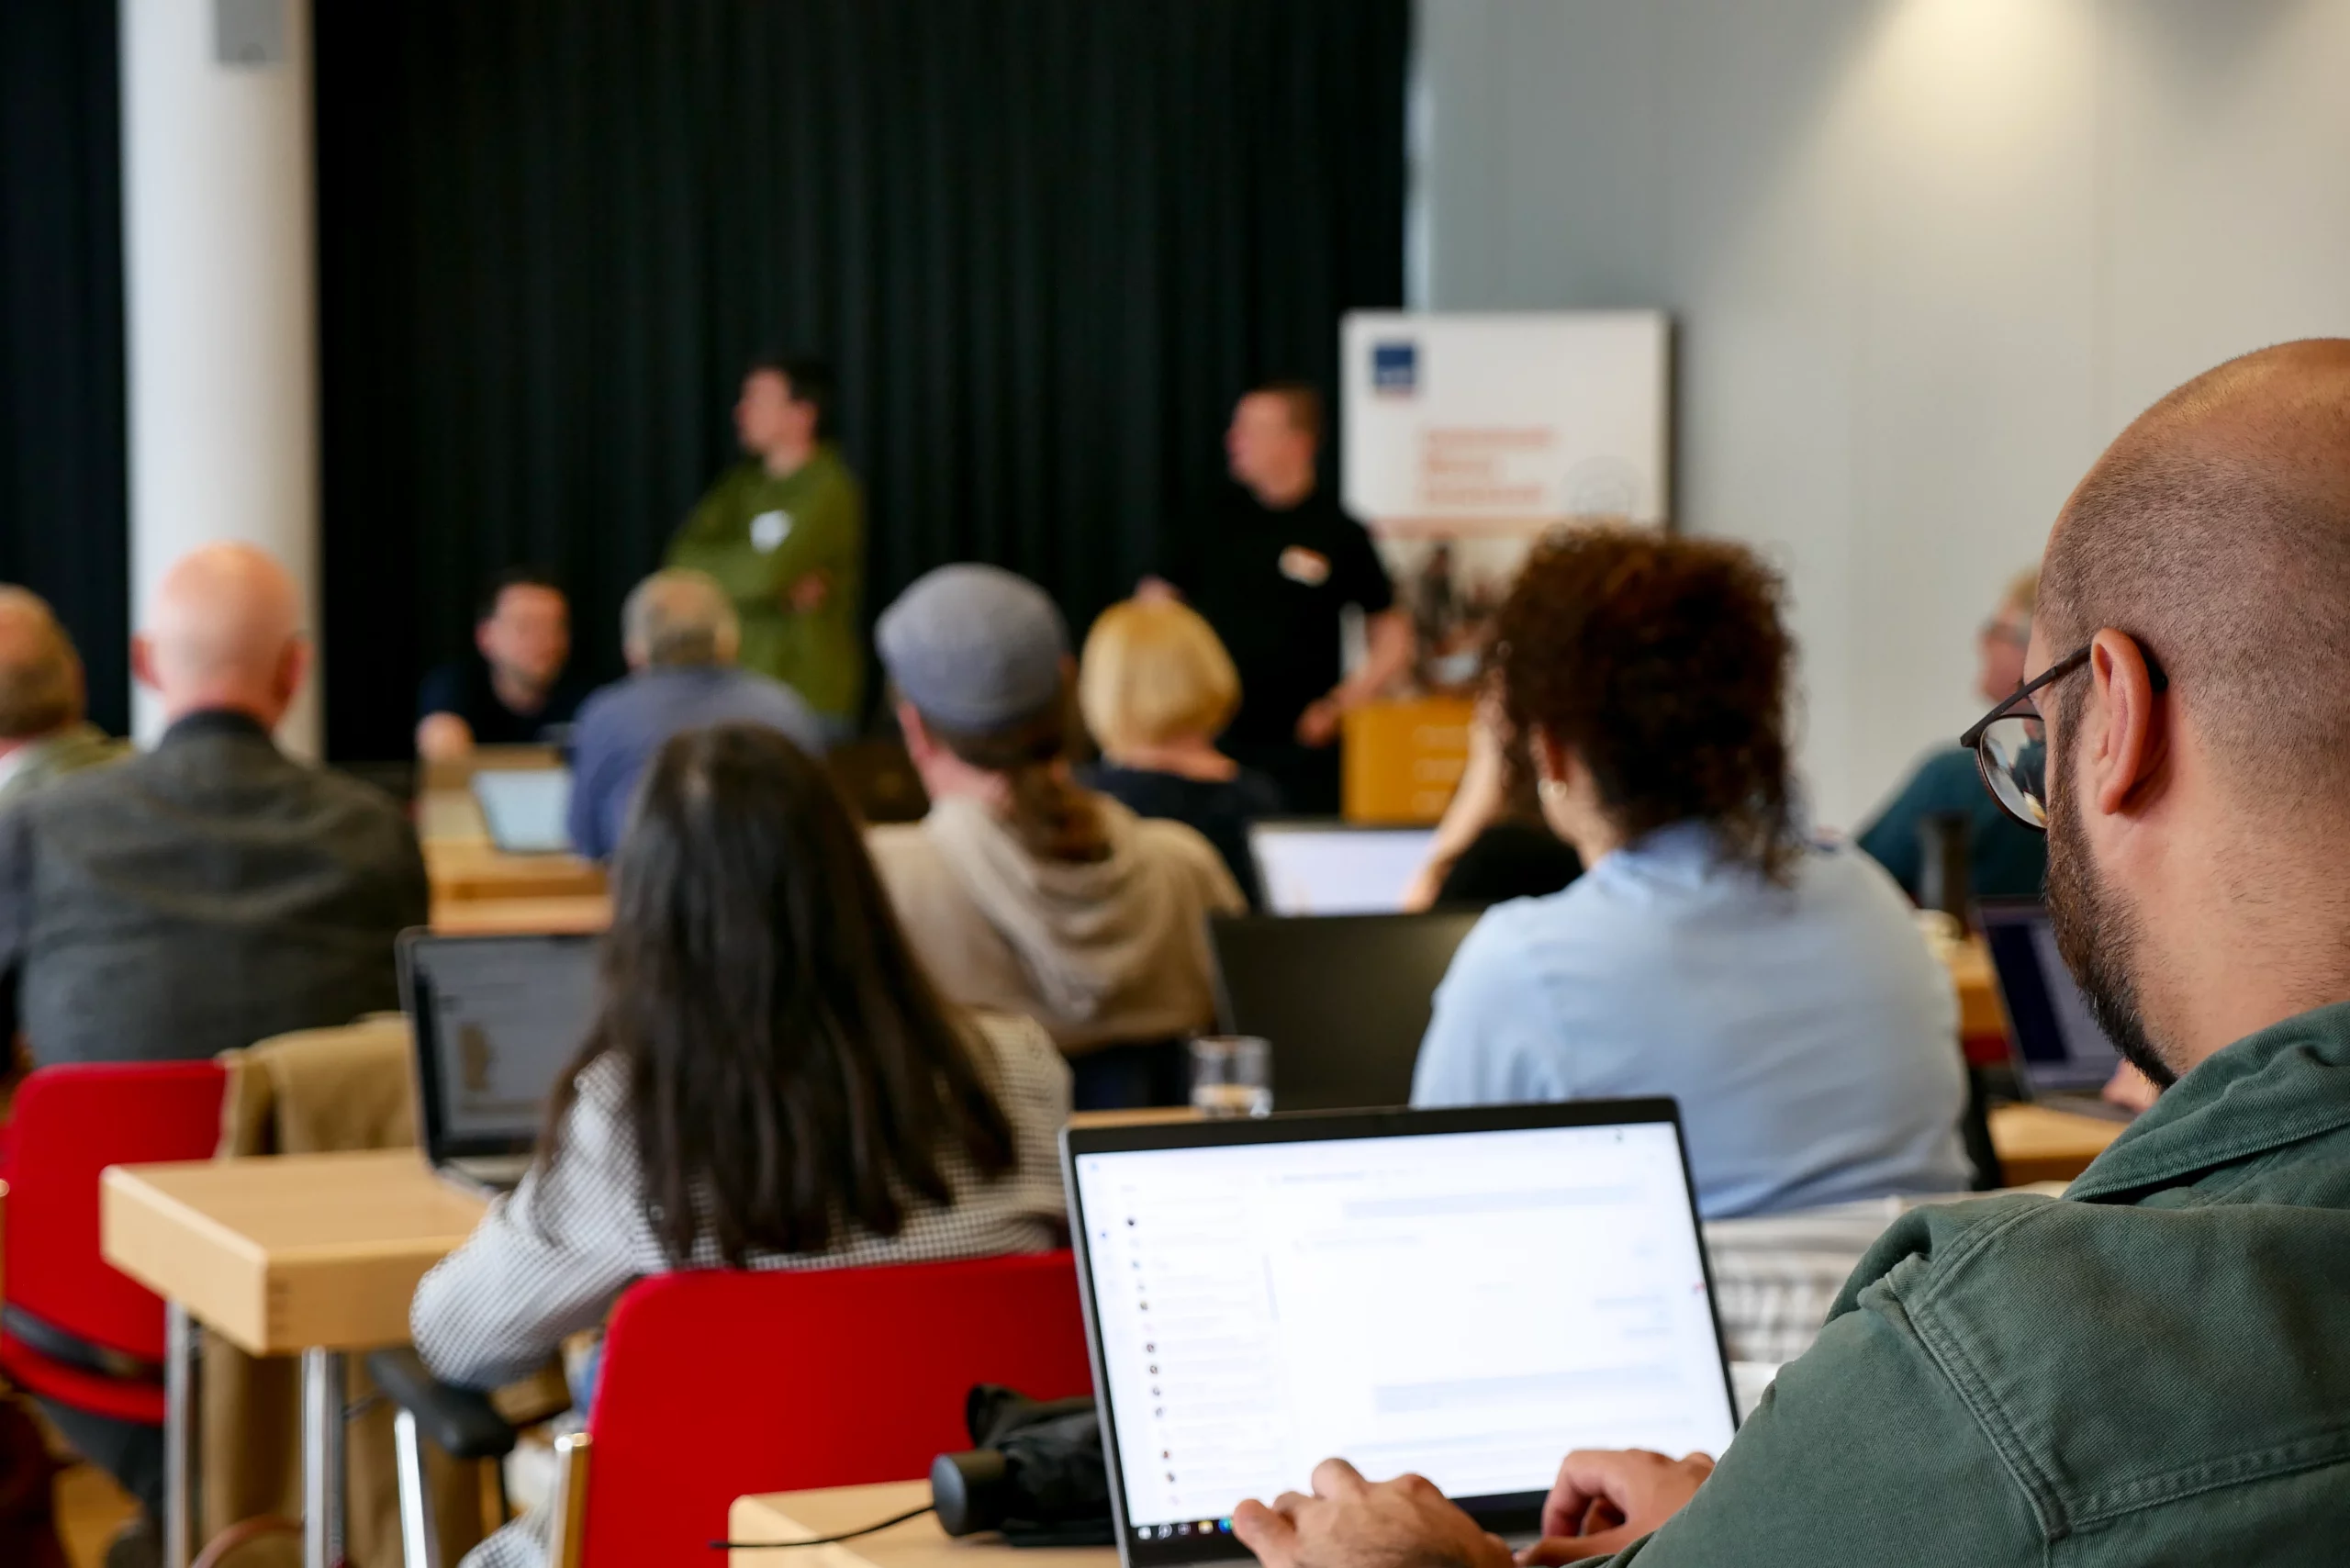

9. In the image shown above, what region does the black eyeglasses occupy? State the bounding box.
[1958,641,2168,831]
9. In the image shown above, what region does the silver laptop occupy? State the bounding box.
[398,930,599,1193]
[1976,899,2134,1122]
[1246,821,1437,916]
[1063,1102,1740,1566]
[470,767,575,856]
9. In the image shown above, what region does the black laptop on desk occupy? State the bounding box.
[1063,1101,1740,1566]
[1209,912,1479,1111]
[1975,898,2135,1123]
[398,930,600,1193]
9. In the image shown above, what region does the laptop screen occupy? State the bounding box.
[1065,1105,1737,1564]
[403,933,599,1157]
[1977,900,2121,1093]
[1210,913,1480,1111]
[1248,823,1437,916]
[471,767,575,855]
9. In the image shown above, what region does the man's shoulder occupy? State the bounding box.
[706,667,824,745]
[1128,810,1238,890]
[418,658,481,708]
[1837,1189,2350,1534]
[807,445,864,498]
[569,674,643,734]
[865,820,957,902]
[679,462,765,523]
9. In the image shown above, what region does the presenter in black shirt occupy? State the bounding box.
[415,568,588,759]
[1149,384,1415,813]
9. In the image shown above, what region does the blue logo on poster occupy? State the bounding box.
[1371,340,1418,396]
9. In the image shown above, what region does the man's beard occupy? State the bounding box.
[2044,733,2176,1088]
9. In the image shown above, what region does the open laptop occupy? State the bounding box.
[1975,898,2133,1122]
[399,930,600,1193]
[470,766,575,855]
[1247,822,1437,916]
[1209,912,1479,1110]
[1064,1102,1739,1565]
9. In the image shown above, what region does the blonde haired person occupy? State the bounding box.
[1077,599,1283,907]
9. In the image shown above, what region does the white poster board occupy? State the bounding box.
[1339,311,1671,689]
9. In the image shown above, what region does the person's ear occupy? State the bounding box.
[278,637,313,707]
[475,619,498,660]
[130,634,161,694]
[1528,723,1572,790]
[898,701,936,763]
[2082,628,2168,816]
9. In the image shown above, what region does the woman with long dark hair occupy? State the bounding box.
[411,724,1069,1566]
[1410,531,1968,1219]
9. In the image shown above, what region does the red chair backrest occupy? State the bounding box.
[2,1062,228,1361]
[580,1250,1095,1568]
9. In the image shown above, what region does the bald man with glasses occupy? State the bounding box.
[1225,342,2350,1568]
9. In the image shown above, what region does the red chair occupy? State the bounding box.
[0,1062,228,1425]
[377,1250,1095,1568]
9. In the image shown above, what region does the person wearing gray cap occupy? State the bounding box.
[868,564,1245,1108]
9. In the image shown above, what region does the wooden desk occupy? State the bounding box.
[103,1152,485,1568]
[733,1480,1110,1568]
[423,840,608,902]
[1946,937,2006,1047]
[1986,1103,2124,1185]
[417,784,607,903]
[104,1151,484,1354]
[416,787,491,846]
[430,892,613,935]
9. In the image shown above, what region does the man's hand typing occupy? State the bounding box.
[1232,1460,1515,1568]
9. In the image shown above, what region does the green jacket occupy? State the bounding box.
[1605,1002,2350,1565]
[0,722,127,812]
[666,445,865,721]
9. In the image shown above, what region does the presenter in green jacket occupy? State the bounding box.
[667,356,864,740]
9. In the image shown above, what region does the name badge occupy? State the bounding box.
[1279,546,1331,587]
[750,510,793,553]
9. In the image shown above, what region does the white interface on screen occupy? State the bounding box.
[1249,827,1435,916]
[472,768,574,855]
[421,939,598,1139]
[1074,1124,1736,1532]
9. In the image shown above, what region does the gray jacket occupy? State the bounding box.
[0,710,430,1067]
[0,722,127,811]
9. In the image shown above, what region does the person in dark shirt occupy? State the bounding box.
[1858,570,2048,902]
[0,543,427,1553]
[1077,598,1284,907]
[415,568,588,758]
[1149,383,1415,814]
[1403,689,1583,912]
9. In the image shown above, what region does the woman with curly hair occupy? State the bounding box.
[1410,531,1969,1218]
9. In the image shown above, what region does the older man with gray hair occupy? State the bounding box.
[565,566,827,859]
[0,585,123,809]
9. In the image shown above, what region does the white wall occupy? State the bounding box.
[1417,0,2350,829]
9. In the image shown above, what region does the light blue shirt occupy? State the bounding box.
[565,665,827,861]
[1411,822,1970,1219]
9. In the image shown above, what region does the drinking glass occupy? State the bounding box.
[1189,1036,1272,1118]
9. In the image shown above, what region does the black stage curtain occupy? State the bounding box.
[0,0,129,735]
[316,0,1408,760]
